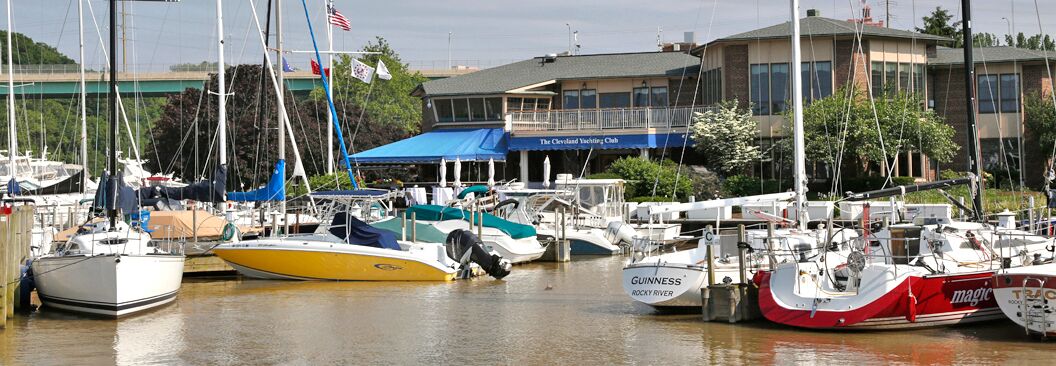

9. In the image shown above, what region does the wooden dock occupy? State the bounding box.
[1,205,33,329]
[184,254,236,276]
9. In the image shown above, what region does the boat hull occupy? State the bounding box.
[757,269,1003,329]
[32,254,185,317]
[212,242,456,281]
[622,263,709,308]
[992,265,1056,336]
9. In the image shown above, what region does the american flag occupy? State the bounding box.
[327,2,351,31]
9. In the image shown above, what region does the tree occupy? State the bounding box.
[1003,32,1056,51]
[973,33,1002,47]
[327,37,428,134]
[916,7,961,46]
[170,61,219,72]
[690,100,760,176]
[0,31,76,65]
[1024,92,1056,167]
[795,87,959,179]
[604,157,693,200]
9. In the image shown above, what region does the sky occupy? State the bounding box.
[13,0,1056,73]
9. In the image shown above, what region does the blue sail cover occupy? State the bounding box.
[350,128,508,163]
[329,211,401,250]
[228,160,286,202]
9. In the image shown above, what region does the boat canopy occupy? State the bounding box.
[370,218,448,243]
[329,212,401,250]
[403,204,536,239]
[228,160,285,202]
[148,165,227,203]
[20,169,87,196]
[456,185,490,199]
[311,189,396,200]
[350,128,508,164]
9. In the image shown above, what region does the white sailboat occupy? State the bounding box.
[31,0,185,317]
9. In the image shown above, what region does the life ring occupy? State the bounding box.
[221,223,238,241]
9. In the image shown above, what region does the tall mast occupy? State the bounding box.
[108,0,118,226]
[276,0,287,234]
[78,0,88,188]
[790,0,807,230]
[961,0,984,219]
[5,0,16,181]
[216,0,227,167]
[325,0,334,174]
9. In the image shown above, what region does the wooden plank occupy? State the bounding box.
[183,255,235,275]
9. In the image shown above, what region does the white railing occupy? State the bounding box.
[509,105,713,132]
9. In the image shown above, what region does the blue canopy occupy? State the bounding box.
[350,128,508,164]
[228,160,286,202]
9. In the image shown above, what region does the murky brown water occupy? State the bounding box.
[2,256,1055,365]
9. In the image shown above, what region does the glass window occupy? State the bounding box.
[484,98,502,120]
[770,63,789,113]
[522,98,536,111]
[977,75,997,114]
[580,89,597,109]
[633,87,650,107]
[563,90,580,109]
[871,61,884,97]
[814,61,832,99]
[452,98,470,121]
[885,62,897,94]
[1000,74,1020,113]
[750,64,770,115]
[651,87,669,107]
[599,92,631,108]
[801,62,812,102]
[435,99,454,122]
[469,98,486,120]
[913,64,925,96]
[898,63,911,92]
[536,98,551,111]
[507,97,523,112]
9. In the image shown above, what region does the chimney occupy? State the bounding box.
[806,9,820,17]
[684,31,695,44]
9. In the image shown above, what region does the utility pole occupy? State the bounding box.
[566,23,571,54]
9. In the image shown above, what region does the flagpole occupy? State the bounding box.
[325,0,334,175]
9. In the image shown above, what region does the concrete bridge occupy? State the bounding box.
[0,66,474,98]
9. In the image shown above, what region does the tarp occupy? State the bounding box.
[456,185,490,199]
[350,128,508,163]
[147,165,227,203]
[403,204,536,239]
[508,132,693,151]
[228,160,285,202]
[329,211,401,250]
[21,169,87,196]
[370,217,448,243]
[146,210,228,240]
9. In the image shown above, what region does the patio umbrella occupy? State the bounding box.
[439,158,447,187]
[487,158,496,187]
[453,158,462,187]
[543,155,551,188]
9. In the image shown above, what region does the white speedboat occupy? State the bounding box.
[31,219,185,317]
[405,204,546,264]
[497,190,621,255]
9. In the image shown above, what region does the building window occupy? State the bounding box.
[633,87,650,107]
[469,98,486,120]
[885,62,897,94]
[750,64,770,115]
[436,99,454,122]
[452,99,470,121]
[814,61,832,100]
[871,61,884,97]
[1000,74,1020,113]
[977,75,998,114]
[563,90,580,109]
[580,89,597,109]
[701,68,722,105]
[898,63,911,93]
[508,97,523,112]
[912,64,925,95]
[651,86,669,107]
[599,92,631,108]
[484,98,502,120]
[770,63,790,113]
[801,62,812,102]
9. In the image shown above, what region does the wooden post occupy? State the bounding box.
[737,224,747,285]
[1,210,8,327]
[411,212,417,242]
[706,225,715,286]
[295,209,301,233]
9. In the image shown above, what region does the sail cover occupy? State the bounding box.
[21,169,87,196]
[92,172,139,213]
[228,160,286,202]
[147,165,227,203]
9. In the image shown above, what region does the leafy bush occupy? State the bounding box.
[585,172,622,180]
[840,176,916,193]
[605,157,693,200]
[628,196,673,203]
[721,175,788,197]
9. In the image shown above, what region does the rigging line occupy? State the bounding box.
[1031,0,1056,182]
[831,0,863,195]
[849,5,890,189]
[669,0,717,200]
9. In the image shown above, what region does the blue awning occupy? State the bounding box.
[351,128,508,164]
[509,132,693,151]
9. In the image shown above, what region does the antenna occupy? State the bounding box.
[656,26,663,50]
[573,31,580,55]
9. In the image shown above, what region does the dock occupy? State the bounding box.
[1,205,33,328]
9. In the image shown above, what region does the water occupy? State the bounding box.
[2,256,1055,365]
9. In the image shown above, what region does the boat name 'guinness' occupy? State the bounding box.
[950,287,992,307]
[629,276,682,286]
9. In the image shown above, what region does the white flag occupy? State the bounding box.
[376,60,392,80]
[351,58,374,83]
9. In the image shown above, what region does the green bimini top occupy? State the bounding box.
[403,205,537,239]
[457,185,490,199]
[369,217,450,243]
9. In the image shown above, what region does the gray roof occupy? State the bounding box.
[702,16,950,47]
[417,52,700,97]
[930,46,1056,65]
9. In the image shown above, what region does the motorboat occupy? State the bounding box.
[403,204,546,264]
[497,190,621,255]
[213,190,511,281]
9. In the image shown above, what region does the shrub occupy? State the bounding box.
[585,172,622,180]
[628,196,673,203]
[605,157,693,200]
[721,175,788,197]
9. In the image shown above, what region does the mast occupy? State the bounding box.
[216,0,227,167]
[961,0,984,219]
[5,0,16,182]
[790,0,808,230]
[78,0,88,188]
[325,0,334,174]
[276,0,287,234]
[108,0,118,226]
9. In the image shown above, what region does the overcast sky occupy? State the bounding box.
[14,0,1056,72]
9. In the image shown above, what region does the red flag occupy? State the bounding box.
[310,59,331,77]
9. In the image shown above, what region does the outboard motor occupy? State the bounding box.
[445,229,511,279]
[606,221,637,247]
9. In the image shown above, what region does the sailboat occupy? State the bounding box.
[756,0,1056,329]
[30,0,185,317]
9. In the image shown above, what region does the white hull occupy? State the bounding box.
[432,220,545,263]
[32,254,185,317]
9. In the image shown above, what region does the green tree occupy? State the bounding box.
[916,7,961,46]
[169,61,219,72]
[690,100,760,176]
[794,87,959,179]
[327,37,427,135]
[973,33,1001,47]
[604,157,693,200]
[0,31,76,65]
[1003,32,1056,51]
[1024,92,1056,165]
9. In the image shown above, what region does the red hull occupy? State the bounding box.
[756,270,1003,329]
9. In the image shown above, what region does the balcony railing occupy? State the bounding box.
[509,106,713,132]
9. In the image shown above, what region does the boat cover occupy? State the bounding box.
[20,169,86,195]
[329,211,401,250]
[228,160,285,202]
[149,165,227,202]
[456,185,489,199]
[350,128,508,163]
[92,172,139,213]
[403,205,536,239]
[370,217,448,243]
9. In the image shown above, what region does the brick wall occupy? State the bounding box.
[932,67,972,171]
[670,76,700,106]
[834,39,869,92]
[723,44,749,105]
